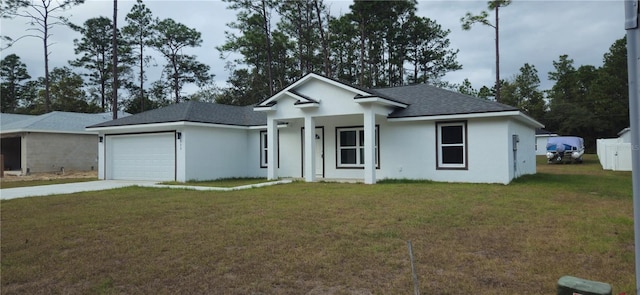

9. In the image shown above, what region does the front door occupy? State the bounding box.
[315,128,324,177]
[301,127,324,178]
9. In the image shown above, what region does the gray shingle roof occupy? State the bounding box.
[88,101,266,128]
[368,84,517,118]
[536,128,557,135]
[1,111,119,134]
[0,113,36,126]
[88,77,521,129]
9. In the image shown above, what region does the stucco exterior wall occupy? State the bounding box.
[24,132,98,173]
[245,129,268,178]
[379,118,513,184]
[275,119,304,178]
[182,126,257,181]
[509,119,537,179]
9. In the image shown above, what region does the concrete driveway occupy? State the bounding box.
[0,180,157,200]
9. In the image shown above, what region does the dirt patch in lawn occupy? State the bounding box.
[1,170,98,182]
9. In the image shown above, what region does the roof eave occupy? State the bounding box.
[514,111,545,128]
[1,129,98,135]
[253,105,277,112]
[293,102,320,109]
[388,110,544,128]
[86,120,263,133]
[354,95,408,108]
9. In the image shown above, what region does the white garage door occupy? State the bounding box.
[108,133,175,181]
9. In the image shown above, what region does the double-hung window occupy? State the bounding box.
[436,121,467,169]
[336,126,379,168]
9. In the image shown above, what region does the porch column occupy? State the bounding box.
[267,117,278,180]
[304,115,316,182]
[363,106,376,184]
[98,134,105,179]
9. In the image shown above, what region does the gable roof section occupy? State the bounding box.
[256,73,516,118]
[255,73,373,108]
[1,111,118,134]
[370,84,518,118]
[88,101,266,128]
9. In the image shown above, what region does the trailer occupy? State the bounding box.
[546,136,584,164]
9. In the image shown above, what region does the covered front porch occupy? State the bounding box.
[254,74,407,184]
[265,113,386,184]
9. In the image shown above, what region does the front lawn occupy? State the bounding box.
[0,155,634,294]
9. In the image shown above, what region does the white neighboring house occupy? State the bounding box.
[0,111,125,174]
[597,127,632,171]
[535,129,558,155]
[87,73,544,184]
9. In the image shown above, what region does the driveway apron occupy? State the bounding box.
[0,180,156,200]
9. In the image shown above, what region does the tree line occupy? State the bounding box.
[2,0,213,115]
[2,0,462,113]
[215,0,462,105]
[0,0,631,151]
[456,37,628,151]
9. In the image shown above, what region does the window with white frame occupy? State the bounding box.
[260,131,268,168]
[436,121,467,169]
[336,126,379,168]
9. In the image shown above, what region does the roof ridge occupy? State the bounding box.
[181,101,196,121]
[16,112,52,128]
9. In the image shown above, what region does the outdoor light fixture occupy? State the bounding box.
[176,132,182,140]
[99,136,103,143]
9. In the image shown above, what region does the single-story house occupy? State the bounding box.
[87,73,544,184]
[597,127,632,171]
[535,128,558,155]
[0,111,124,174]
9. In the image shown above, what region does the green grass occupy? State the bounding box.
[161,177,272,188]
[0,155,634,294]
[0,178,97,189]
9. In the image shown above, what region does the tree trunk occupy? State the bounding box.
[43,9,50,113]
[313,0,330,77]
[173,55,180,103]
[359,19,365,86]
[100,54,106,111]
[296,2,303,75]
[139,42,144,112]
[112,0,118,119]
[261,0,273,96]
[494,5,501,102]
[413,47,418,84]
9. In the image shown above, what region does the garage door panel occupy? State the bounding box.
[109,133,175,181]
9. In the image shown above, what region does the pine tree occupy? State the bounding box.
[0,54,31,113]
